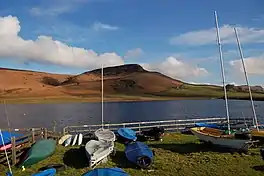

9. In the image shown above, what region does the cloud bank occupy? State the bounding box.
[229,55,264,75]
[141,57,208,80]
[124,48,143,59]
[0,15,124,69]
[0,15,208,81]
[170,25,264,46]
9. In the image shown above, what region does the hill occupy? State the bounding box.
[0,64,264,103]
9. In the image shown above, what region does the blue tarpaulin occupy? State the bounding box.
[125,141,153,168]
[82,168,129,176]
[31,168,56,176]
[0,131,24,146]
[117,128,137,141]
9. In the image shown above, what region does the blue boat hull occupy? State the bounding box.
[82,168,129,176]
[32,168,56,176]
[125,141,153,169]
[0,131,24,146]
[195,123,220,129]
[117,128,137,142]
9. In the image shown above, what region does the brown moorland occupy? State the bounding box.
[0,64,264,104]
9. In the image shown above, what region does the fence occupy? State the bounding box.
[0,128,60,166]
[64,117,239,135]
[63,117,254,135]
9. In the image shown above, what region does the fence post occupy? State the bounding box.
[32,128,35,143]
[52,120,56,133]
[44,128,48,139]
[11,137,16,166]
[63,127,66,135]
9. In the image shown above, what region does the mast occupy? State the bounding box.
[214,11,231,134]
[101,63,104,129]
[234,27,259,131]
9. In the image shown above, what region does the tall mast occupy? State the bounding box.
[234,27,259,131]
[214,11,231,134]
[101,63,104,129]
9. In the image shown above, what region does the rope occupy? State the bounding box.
[0,129,12,174]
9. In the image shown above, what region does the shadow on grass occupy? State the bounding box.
[15,147,31,167]
[63,146,88,169]
[111,150,136,169]
[149,142,237,154]
[252,165,264,172]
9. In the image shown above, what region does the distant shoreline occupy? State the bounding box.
[0,95,263,104]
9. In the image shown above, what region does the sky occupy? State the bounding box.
[0,0,264,85]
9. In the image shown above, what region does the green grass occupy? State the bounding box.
[1,83,264,104]
[1,133,264,176]
[155,84,264,100]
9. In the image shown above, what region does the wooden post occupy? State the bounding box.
[11,137,16,166]
[63,127,66,136]
[52,120,56,133]
[32,128,35,143]
[44,128,47,139]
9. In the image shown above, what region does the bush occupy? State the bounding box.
[42,77,60,86]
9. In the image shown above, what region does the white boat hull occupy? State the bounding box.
[85,140,114,168]
[58,134,72,145]
[72,134,78,146]
[78,133,83,145]
[94,128,116,142]
[191,127,251,152]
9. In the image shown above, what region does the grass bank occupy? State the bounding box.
[1,133,264,176]
[1,84,264,104]
[0,95,210,104]
[154,84,264,100]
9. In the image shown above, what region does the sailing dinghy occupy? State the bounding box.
[85,64,116,168]
[191,11,255,153]
[85,140,115,168]
[232,27,264,143]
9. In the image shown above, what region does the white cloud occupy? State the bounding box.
[92,22,119,31]
[0,15,124,69]
[170,25,264,46]
[141,56,208,80]
[124,48,143,59]
[229,55,264,75]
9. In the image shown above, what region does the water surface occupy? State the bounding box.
[0,99,263,131]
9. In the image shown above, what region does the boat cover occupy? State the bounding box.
[0,131,24,146]
[195,123,220,129]
[125,141,153,168]
[32,168,56,176]
[117,128,137,141]
[82,168,129,176]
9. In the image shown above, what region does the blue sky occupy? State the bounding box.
[0,0,264,85]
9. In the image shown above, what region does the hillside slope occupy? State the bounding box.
[0,64,263,103]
